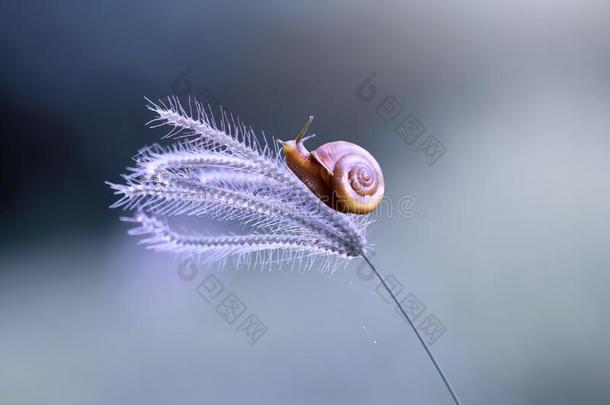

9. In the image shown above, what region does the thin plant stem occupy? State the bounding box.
[361,254,462,405]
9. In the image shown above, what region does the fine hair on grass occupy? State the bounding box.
[107,96,462,404]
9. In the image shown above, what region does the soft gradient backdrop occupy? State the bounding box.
[1,1,609,404]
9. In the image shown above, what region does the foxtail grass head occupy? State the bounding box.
[107,97,375,273]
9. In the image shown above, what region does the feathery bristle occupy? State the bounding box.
[108,96,371,273]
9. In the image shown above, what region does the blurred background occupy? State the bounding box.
[1,0,610,404]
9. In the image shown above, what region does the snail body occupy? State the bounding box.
[280,117,385,215]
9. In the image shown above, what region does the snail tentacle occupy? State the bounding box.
[281,116,385,215]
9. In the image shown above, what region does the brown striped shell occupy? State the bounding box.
[280,117,385,215]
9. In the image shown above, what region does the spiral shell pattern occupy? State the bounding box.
[312,141,384,214]
[349,162,376,196]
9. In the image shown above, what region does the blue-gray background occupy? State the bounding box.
[1,1,609,404]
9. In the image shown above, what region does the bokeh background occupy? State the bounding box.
[1,0,610,404]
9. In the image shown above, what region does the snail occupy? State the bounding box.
[279,116,385,215]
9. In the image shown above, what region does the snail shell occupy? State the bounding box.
[280,117,385,215]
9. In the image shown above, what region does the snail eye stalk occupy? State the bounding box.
[107,96,461,405]
[295,115,314,143]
